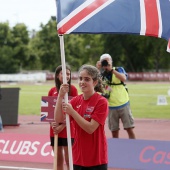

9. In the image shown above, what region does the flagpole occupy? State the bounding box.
[59,35,73,170]
[53,134,58,170]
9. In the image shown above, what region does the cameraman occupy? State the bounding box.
[96,54,135,139]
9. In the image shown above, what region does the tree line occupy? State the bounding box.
[0,18,170,73]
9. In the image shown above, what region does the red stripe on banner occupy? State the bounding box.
[58,0,108,34]
[144,0,159,37]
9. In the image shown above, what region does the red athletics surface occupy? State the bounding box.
[0,115,170,170]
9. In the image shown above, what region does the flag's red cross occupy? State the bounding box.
[144,0,159,37]
[58,0,109,34]
[41,97,56,120]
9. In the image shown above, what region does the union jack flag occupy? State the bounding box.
[41,96,73,122]
[41,96,57,122]
[56,0,170,52]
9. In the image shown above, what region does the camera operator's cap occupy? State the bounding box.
[100,53,112,61]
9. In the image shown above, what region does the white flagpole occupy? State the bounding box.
[59,35,73,170]
[53,134,58,170]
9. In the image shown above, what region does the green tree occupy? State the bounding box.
[33,19,61,71]
[63,34,104,71]
[0,23,19,73]
[27,30,43,70]
[1,19,170,73]
[11,23,30,72]
[103,34,170,72]
[80,34,104,66]
[145,37,170,72]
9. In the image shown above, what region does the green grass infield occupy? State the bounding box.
[1,81,170,119]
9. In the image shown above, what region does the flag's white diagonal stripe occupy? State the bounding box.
[140,0,146,35]
[58,0,95,29]
[66,0,115,34]
[156,0,162,38]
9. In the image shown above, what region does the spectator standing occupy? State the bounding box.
[96,54,136,139]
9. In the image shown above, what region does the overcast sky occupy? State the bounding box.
[0,0,57,31]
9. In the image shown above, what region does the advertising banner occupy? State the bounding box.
[0,133,53,163]
[108,138,170,170]
[1,134,170,169]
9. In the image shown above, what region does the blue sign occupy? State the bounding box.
[108,138,170,170]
